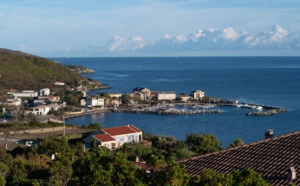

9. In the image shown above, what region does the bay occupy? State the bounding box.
[53,57,300,147]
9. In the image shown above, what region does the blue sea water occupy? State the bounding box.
[53,57,300,147]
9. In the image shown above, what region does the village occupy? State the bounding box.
[0,82,212,123]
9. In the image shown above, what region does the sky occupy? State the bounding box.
[0,0,300,57]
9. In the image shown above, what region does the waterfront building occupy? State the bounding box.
[83,125,143,150]
[132,87,151,100]
[86,97,105,108]
[32,105,50,115]
[179,94,192,102]
[157,91,176,101]
[191,90,205,100]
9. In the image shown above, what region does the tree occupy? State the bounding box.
[0,161,9,186]
[6,161,28,186]
[72,147,146,185]
[229,138,244,148]
[122,94,133,104]
[189,169,233,186]
[155,157,190,186]
[190,168,269,186]
[186,133,222,155]
[147,154,166,172]
[232,168,269,186]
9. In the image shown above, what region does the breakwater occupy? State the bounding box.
[246,108,287,116]
[113,109,224,115]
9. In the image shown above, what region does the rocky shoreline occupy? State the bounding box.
[65,65,95,73]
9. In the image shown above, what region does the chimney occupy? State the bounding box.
[287,167,296,181]
[265,129,274,139]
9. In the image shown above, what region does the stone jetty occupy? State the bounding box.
[246,108,287,116]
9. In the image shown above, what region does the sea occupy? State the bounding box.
[52,57,300,147]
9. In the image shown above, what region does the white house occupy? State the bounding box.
[33,105,50,115]
[86,97,105,107]
[4,97,22,106]
[179,94,191,102]
[54,82,65,86]
[157,91,176,101]
[191,90,205,100]
[7,90,38,98]
[83,125,143,150]
[40,88,50,96]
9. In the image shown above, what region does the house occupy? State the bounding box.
[178,94,191,102]
[108,93,122,106]
[157,91,176,101]
[80,99,87,107]
[47,95,61,103]
[86,97,105,107]
[83,125,143,150]
[39,88,50,96]
[191,90,205,100]
[4,97,22,106]
[132,87,151,100]
[54,82,65,86]
[170,131,300,186]
[7,90,38,98]
[32,105,50,115]
[150,91,158,99]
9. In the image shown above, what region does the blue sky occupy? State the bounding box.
[1,0,300,57]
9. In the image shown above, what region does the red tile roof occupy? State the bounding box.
[102,125,142,136]
[176,131,300,186]
[93,134,116,142]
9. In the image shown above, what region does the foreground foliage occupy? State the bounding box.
[0,132,270,185]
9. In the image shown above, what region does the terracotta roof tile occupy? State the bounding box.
[93,134,116,142]
[102,125,142,136]
[176,131,300,186]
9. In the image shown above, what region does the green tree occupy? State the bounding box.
[186,133,222,155]
[0,161,9,186]
[189,169,233,186]
[122,94,133,104]
[232,168,269,186]
[229,138,244,148]
[72,147,146,186]
[155,157,190,186]
[6,161,28,186]
[147,154,166,172]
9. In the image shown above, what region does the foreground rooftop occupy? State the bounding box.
[178,131,300,185]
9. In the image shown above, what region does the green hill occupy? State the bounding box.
[0,49,101,91]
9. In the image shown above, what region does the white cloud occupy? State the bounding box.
[221,27,239,41]
[106,35,145,52]
[173,35,188,43]
[100,25,300,54]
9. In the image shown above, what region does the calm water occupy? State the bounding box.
[53,57,300,147]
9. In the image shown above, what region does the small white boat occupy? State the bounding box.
[256,106,263,111]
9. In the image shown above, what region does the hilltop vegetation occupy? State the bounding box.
[0,49,101,91]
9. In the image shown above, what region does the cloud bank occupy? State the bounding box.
[103,25,300,54]
[20,25,300,57]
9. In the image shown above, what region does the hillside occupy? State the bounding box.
[0,49,101,91]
